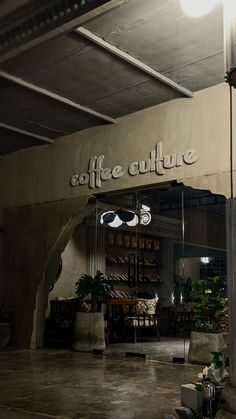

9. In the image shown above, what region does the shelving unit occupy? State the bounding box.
[105,229,162,295]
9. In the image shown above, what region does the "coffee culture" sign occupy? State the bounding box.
[70,142,199,189]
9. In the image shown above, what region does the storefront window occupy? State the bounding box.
[94,183,227,361]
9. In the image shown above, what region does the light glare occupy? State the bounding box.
[180,0,218,17]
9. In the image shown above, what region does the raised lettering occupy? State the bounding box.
[88,156,97,189]
[139,159,151,173]
[70,175,79,186]
[128,161,139,176]
[70,143,199,188]
[176,152,184,166]
[150,149,156,171]
[95,155,104,188]
[112,165,125,179]
[79,173,89,185]
[183,149,199,164]
[101,168,112,180]
[163,154,177,169]
[155,143,165,175]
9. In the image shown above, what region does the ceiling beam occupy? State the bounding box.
[0,122,54,143]
[0,70,116,124]
[0,0,128,63]
[76,27,194,98]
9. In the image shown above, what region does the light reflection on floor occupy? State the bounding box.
[105,338,190,363]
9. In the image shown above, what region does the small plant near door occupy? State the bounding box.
[75,270,112,312]
[74,271,112,352]
[188,276,228,365]
[192,276,228,333]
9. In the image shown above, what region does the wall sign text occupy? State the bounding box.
[70,142,199,189]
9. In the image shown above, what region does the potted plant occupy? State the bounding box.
[73,270,112,352]
[188,276,228,365]
[0,305,11,349]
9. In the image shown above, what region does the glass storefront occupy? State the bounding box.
[45,182,227,362]
[93,183,227,361]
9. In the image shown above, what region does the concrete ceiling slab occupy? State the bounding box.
[85,0,224,89]
[2,34,150,104]
[165,53,224,92]
[0,0,225,155]
[2,32,184,119]
[0,77,106,139]
[0,126,43,155]
[90,78,181,118]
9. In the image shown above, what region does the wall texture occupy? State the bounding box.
[49,223,88,300]
[2,197,92,347]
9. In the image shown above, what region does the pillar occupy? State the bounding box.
[217,198,236,418]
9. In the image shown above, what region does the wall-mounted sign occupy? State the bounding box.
[70,141,199,189]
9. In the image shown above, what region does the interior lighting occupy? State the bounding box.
[100,209,138,228]
[180,0,218,17]
[205,289,212,294]
[171,292,175,304]
[100,211,123,228]
[126,214,139,227]
[100,205,151,228]
[200,257,211,264]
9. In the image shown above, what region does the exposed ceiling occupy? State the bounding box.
[0,0,224,156]
[99,183,226,217]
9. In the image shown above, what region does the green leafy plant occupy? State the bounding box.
[75,270,112,313]
[192,276,228,333]
[211,351,225,369]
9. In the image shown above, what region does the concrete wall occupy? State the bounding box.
[0,83,234,211]
[49,223,88,300]
[0,82,232,348]
[1,197,91,348]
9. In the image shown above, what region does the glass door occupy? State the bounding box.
[96,186,186,360]
[94,184,227,362]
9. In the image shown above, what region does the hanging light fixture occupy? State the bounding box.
[126,214,139,227]
[100,211,123,228]
[100,205,151,228]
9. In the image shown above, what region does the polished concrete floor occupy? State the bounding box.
[0,348,201,419]
[105,338,190,363]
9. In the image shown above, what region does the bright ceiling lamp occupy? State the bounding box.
[180,0,218,17]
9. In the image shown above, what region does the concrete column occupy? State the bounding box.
[218,198,236,418]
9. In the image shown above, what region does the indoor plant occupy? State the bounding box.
[0,305,11,349]
[188,276,228,365]
[73,270,112,352]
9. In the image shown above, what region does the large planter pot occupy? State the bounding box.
[73,312,105,352]
[0,323,10,349]
[188,331,228,365]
